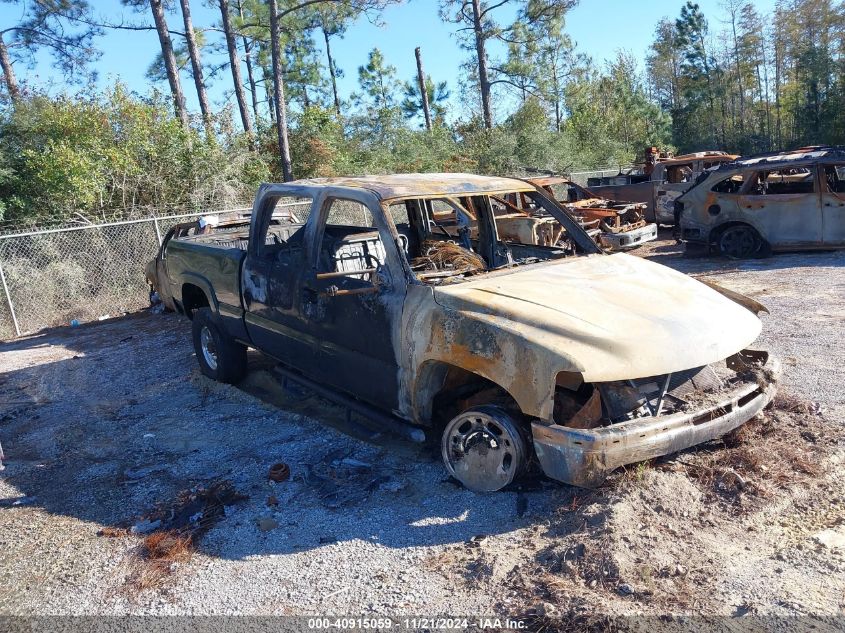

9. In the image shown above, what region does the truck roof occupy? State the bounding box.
[274,173,535,201]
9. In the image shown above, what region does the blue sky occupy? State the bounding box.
[14,0,779,121]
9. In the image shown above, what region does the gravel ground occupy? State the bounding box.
[1,233,843,628]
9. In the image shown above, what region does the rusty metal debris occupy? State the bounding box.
[525,176,658,250]
[268,462,291,483]
[412,240,486,274]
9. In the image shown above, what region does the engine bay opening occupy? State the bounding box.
[552,355,771,429]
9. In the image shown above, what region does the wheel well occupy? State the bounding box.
[709,221,760,245]
[426,363,521,433]
[181,283,210,318]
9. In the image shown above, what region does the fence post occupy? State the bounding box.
[152,215,163,247]
[0,261,21,338]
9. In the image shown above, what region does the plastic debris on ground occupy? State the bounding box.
[129,480,247,540]
[296,449,407,509]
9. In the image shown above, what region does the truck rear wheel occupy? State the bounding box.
[441,405,528,492]
[192,307,247,384]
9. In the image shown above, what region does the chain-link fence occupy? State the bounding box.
[0,210,252,340]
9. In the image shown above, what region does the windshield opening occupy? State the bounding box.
[386,189,601,285]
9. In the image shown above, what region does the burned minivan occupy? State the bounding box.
[151,173,779,491]
[677,147,845,258]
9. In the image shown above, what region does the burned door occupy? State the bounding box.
[820,164,845,245]
[297,195,404,411]
[242,195,315,363]
[737,166,822,245]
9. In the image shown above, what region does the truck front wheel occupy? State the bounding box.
[441,405,529,492]
[192,307,247,384]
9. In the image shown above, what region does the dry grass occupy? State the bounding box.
[143,531,193,562]
[679,394,828,499]
[771,391,820,416]
[125,531,194,592]
[121,480,244,594]
[413,240,487,273]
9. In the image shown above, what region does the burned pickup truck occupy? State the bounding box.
[589,150,739,224]
[148,174,778,491]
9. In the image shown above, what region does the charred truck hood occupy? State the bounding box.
[431,253,762,383]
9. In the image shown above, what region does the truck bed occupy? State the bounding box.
[166,230,248,311]
[164,222,305,313]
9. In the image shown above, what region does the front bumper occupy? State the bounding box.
[600,223,658,250]
[531,352,780,488]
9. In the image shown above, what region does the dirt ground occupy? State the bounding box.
[1,231,844,630]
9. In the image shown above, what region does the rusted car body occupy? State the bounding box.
[677,148,845,258]
[588,151,739,224]
[149,173,778,491]
[525,176,657,250]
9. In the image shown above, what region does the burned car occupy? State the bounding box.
[150,173,778,491]
[677,147,845,258]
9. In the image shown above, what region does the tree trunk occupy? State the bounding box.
[269,0,293,181]
[236,0,261,127]
[218,0,255,140]
[323,26,341,118]
[760,39,772,151]
[179,0,212,133]
[415,47,432,131]
[149,0,189,128]
[243,38,261,127]
[551,64,561,132]
[0,33,19,102]
[261,52,276,125]
[471,0,493,129]
[729,7,745,138]
[698,32,717,146]
[774,42,782,148]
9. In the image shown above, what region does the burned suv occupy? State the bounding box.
[677,147,845,258]
[149,174,779,491]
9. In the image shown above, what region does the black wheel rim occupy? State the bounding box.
[720,227,757,259]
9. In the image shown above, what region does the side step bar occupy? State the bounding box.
[271,365,426,444]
